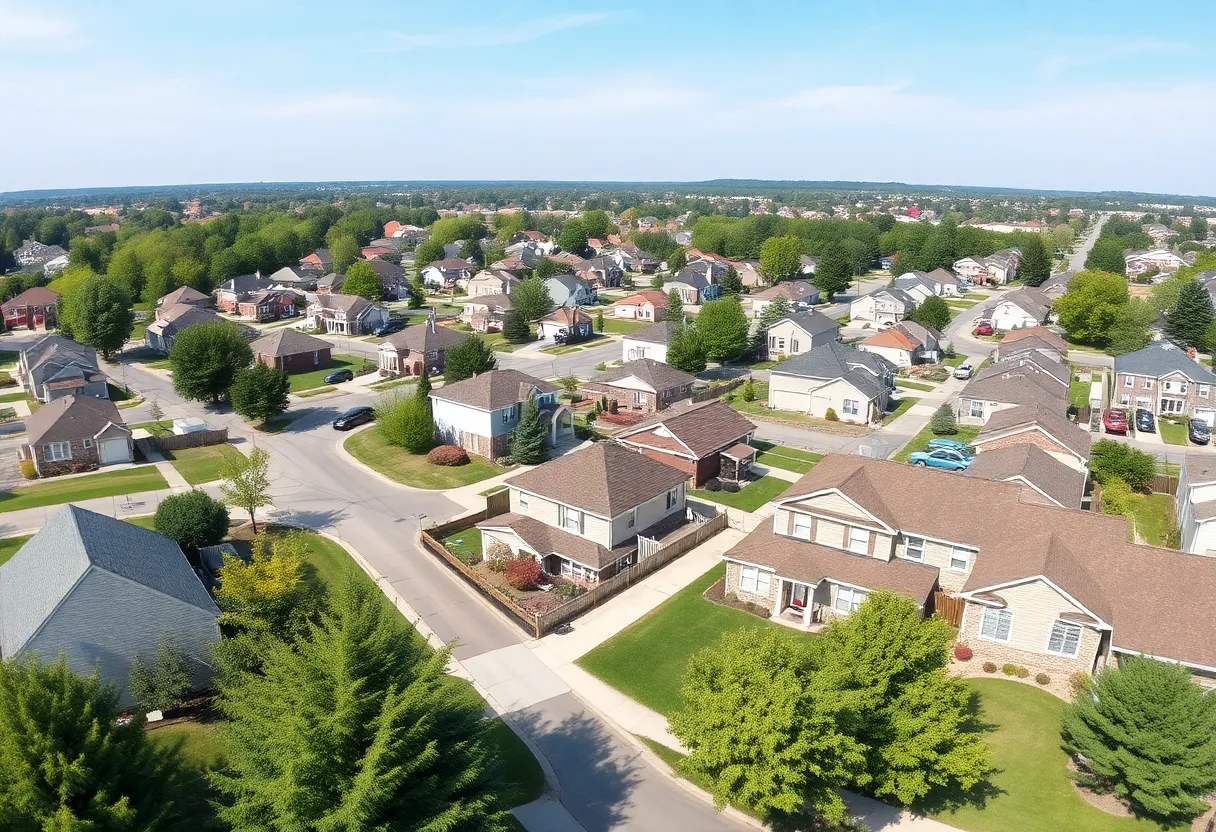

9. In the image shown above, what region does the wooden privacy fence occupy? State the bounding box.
[420,529,539,632]
[1150,474,1179,496]
[932,591,965,628]
[152,428,229,451]
[690,377,747,404]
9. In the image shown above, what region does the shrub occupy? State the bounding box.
[1002,663,1018,676]
[1068,671,1092,697]
[930,403,958,435]
[1015,666,1030,679]
[953,643,973,661]
[594,362,607,371]
[723,392,737,402]
[824,407,839,421]
[504,557,541,591]
[555,582,583,601]
[154,489,230,550]
[982,662,998,673]
[1035,673,1051,686]
[721,481,740,493]
[486,540,512,561]
[1099,476,1133,516]
[740,380,756,402]
[488,557,508,573]
[1090,438,1155,489]
[18,459,36,480]
[426,444,470,466]
[703,478,722,492]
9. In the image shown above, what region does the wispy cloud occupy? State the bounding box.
[0,1,82,49]
[763,83,950,125]
[377,12,613,52]
[1039,39,1196,78]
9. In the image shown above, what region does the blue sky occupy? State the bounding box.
[2,1,1214,195]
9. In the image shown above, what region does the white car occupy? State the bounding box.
[953,363,974,380]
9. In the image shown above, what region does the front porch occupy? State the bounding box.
[767,576,835,631]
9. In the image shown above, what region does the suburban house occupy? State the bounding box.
[972,403,1092,471]
[1112,341,1216,425]
[304,293,389,336]
[722,454,1216,691]
[537,307,593,342]
[0,506,220,704]
[430,369,571,459]
[249,328,331,373]
[965,444,1087,509]
[466,270,519,297]
[730,260,766,288]
[622,320,678,364]
[612,290,668,321]
[858,321,940,367]
[765,311,840,360]
[957,362,1067,425]
[606,244,659,273]
[800,254,819,274]
[386,222,430,244]
[994,326,1068,362]
[13,239,67,267]
[952,249,1021,284]
[891,273,938,302]
[990,287,1051,331]
[362,244,394,260]
[421,258,476,289]
[365,259,408,300]
[43,254,70,276]
[1125,248,1194,277]
[460,293,513,332]
[2,287,59,330]
[156,285,209,315]
[544,273,596,307]
[214,273,275,313]
[615,400,756,487]
[767,342,895,423]
[584,359,695,414]
[144,303,219,354]
[377,321,466,377]
[315,273,344,293]
[666,269,720,304]
[234,289,301,322]
[1041,271,1075,298]
[19,395,133,475]
[298,248,333,272]
[1177,455,1216,556]
[19,335,107,402]
[575,255,624,288]
[849,287,916,326]
[265,265,315,290]
[477,443,689,584]
[748,281,822,319]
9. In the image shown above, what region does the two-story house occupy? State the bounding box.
[19,335,108,402]
[421,257,476,289]
[858,321,940,367]
[957,359,1069,425]
[766,342,895,423]
[304,293,389,336]
[1112,341,1216,425]
[466,269,520,298]
[430,369,572,459]
[848,287,917,325]
[1176,455,1216,557]
[377,320,466,377]
[2,287,60,331]
[764,311,840,360]
[477,443,689,583]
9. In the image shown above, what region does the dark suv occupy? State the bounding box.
[1190,419,1211,445]
[332,406,374,431]
[324,368,354,384]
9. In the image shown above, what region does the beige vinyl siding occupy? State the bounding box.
[870,532,894,560]
[790,492,872,520]
[977,580,1089,655]
[510,488,612,548]
[895,535,973,591]
[814,519,845,547]
[607,485,684,547]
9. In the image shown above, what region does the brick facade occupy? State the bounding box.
[974,428,1077,462]
[1113,371,1212,417]
[582,382,693,414]
[960,602,1102,678]
[453,430,509,460]
[258,348,331,373]
[724,561,778,608]
[30,437,100,477]
[631,448,723,487]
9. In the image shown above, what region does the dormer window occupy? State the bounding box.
[847,527,870,555]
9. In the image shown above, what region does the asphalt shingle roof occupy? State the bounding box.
[769,341,894,399]
[590,358,695,394]
[249,327,332,358]
[25,394,126,446]
[431,369,558,411]
[1113,341,1216,384]
[628,320,680,345]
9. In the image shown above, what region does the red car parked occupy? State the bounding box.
[974,321,994,336]
[1103,408,1129,435]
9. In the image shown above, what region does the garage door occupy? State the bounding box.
[769,386,807,412]
[1194,408,1216,427]
[99,439,129,465]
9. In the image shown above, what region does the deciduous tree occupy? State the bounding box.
[214,530,321,644]
[1085,237,1127,274]
[330,234,359,274]
[908,296,950,331]
[1089,438,1155,488]
[229,361,291,425]
[557,217,589,255]
[759,235,802,282]
[154,488,229,550]
[813,241,854,299]
[375,390,434,453]
[68,273,134,358]
[128,636,194,714]
[512,276,553,321]
[444,335,497,383]
[696,296,749,362]
[1053,270,1129,346]
[170,321,254,404]
[340,260,383,301]
[219,447,272,534]
[501,308,530,342]
[666,247,687,272]
[665,324,707,374]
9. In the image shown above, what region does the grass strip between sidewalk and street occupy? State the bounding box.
[0,466,170,514]
[344,427,505,489]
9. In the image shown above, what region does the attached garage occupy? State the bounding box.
[1193,407,1216,428]
[96,423,133,466]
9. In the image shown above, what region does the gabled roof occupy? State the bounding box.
[995,287,1051,320]
[364,259,404,282]
[1113,341,1216,384]
[750,280,820,302]
[25,394,126,446]
[544,272,593,292]
[960,365,1066,408]
[668,269,710,289]
[249,327,331,358]
[862,325,918,351]
[541,307,591,326]
[617,399,756,458]
[628,320,680,345]
[773,311,839,338]
[997,325,1068,357]
[431,369,558,411]
[158,285,209,307]
[505,442,688,517]
[22,334,97,373]
[309,293,376,317]
[216,273,273,295]
[974,403,1092,460]
[769,342,894,399]
[267,266,312,285]
[0,506,218,658]
[381,322,466,354]
[2,287,59,310]
[612,290,669,308]
[477,513,621,571]
[590,358,695,393]
[425,257,475,271]
[964,444,1086,508]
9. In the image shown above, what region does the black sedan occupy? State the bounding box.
[1134,408,1155,433]
[1190,419,1211,445]
[374,320,405,337]
[325,368,354,384]
[332,406,375,431]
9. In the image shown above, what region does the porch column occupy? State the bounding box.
[772,578,785,618]
[802,591,812,627]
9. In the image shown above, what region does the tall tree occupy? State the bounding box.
[501,308,530,342]
[154,488,229,550]
[557,217,589,255]
[915,220,957,271]
[1190,214,1209,242]
[667,247,687,272]
[340,260,384,301]
[509,394,548,465]
[1085,237,1127,274]
[1018,235,1052,286]
[1164,278,1215,349]
[170,321,254,404]
[666,287,685,323]
[534,258,572,279]
[512,276,553,321]
[1062,656,1216,822]
[330,235,359,273]
[1053,270,1130,346]
[908,296,950,331]
[718,266,743,297]
[665,323,707,374]
[459,238,485,268]
[212,572,512,831]
[1105,298,1154,356]
[751,294,792,355]
[696,296,749,362]
[219,446,272,534]
[444,336,497,383]
[69,273,134,358]
[0,654,192,831]
[813,241,854,299]
[759,235,802,282]
[415,239,445,267]
[128,636,194,714]
[229,361,291,425]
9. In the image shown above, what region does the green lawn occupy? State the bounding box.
[0,390,26,403]
[944,354,969,368]
[145,357,174,370]
[689,475,792,512]
[146,721,227,830]
[478,484,507,496]
[896,379,936,392]
[477,331,519,353]
[601,318,646,334]
[1125,493,1177,547]
[1069,374,1095,408]
[1158,418,1188,446]
[893,423,981,463]
[751,443,823,474]
[440,526,483,565]
[727,382,868,432]
[287,354,367,392]
[163,444,246,486]
[369,377,417,392]
[129,419,175,436]
[106,382,135,402]
[882,396,920,425]
[345,428,505,489]
[0,350,19,368]
[0,467,170,514]
[0,533,32,565]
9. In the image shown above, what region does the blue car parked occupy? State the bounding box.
[909,448,972,471]
[926,438,976,455]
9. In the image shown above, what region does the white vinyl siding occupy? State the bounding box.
[1046,620,1083,657]
[559,505,584,534]
[979,608,1013,642]
[949,546,972,572]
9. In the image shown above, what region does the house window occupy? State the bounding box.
[1201,385,1210,398]
[666,487,679,510]
[792,515,812,541]
[1124,376,1133,388]
[949,546,972,571]
[739,565,771,595]
[847,526,870,554]
[1162,398,1186,415]
[834,586,866,614]
[46,441,71,462]
[559,505,583,534]
[1047,620,1083,657]
[979,608,1013,642]
[969,400,985,419]
[791,338,800,353]
[518,492,529,509]
[905,535,925,561]
[1143,378,1154,390]
[843,399,860,416]
[82,438,94,449]
[627,508,636,529]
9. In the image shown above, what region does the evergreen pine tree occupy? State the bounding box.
[1017,235,1052,286]
[666,287,684,323]
[415,369,432,401]
[929,403,958,435]
[1164,278,1216,349]
[508,394,548,465]
[718,267,743,297]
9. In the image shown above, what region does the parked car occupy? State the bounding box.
[1190,419,1211,445]
[325,368,354,384]
[373,320,405,337]
[1103,408,1128,435]
[953,363,974,380]
[332,405,375,431]
[909,449,972,471]
[1135,408,1156,433]
[974,321,994,336]
[926,438,976,454]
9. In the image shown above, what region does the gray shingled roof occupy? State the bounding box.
[769,341,894,398]
[776,311,840,338]
[590,358,695,393]
[249,327,332,358]
[431,369,558,411]
[628,320,680,345]
[0,506,217,658]
[1113,341,1216,384]
[25,394,126,446]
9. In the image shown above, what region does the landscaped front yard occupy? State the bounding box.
[751,441,823,474]
[288,354,368,392]
[689,474,792,512]
[344,428,505,489]
[727,381,869,433]
[881,396,920,425]
[163,443,247,486]
[440,526,483,565]
[893,423,981,463]
[1158,417,1188,446]
[0,466,171,513]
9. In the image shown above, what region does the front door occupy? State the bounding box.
[790,582,811,610]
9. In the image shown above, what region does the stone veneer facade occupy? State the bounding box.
[959,601,1102,678]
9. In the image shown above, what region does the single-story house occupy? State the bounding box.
[765,311,840,360]
[431,369,571,459]
[858,321,941,367]
[460,293,513,333]
[377,321,466,377]
[964,444,1086,509]
[305,294,389,336]
[155,285,209,316]
[421,258,476,289]
[538,307,593,342]
[144,303,219,354]
[990,287,1052,331]
[1125,248,1194,277]
[972,403,1092,471]
[616,400,756,487]
[266,265,315,289]
[477,443,690,583]
[622,320,678,364]
[748,281,821,319]
[1041,271,1074,298]
[249,328,332,373]
[612,290,668,322]
[584,359,695,414]
[2,287,59,331]
[0,505,220,705]
[849,287,916,325]
[767,342,895,423]
[19,335,107,402]
[20,394,132,476]
[544,273,596,307]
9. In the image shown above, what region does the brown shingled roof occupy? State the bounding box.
[589,358,695,394]
[477,513,626,570]
[506,443,688,517]
[249,327,331,358]
[964,444,1086,508]
[432,369,558,411]
[974,403,1092,460]
[998,325,1067,356]
[617,400,755,458]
